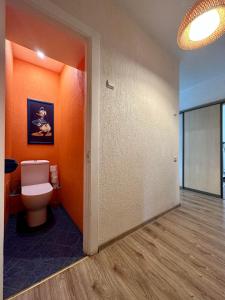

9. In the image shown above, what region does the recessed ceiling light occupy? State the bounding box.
[177,0,225,50]
[36,50,45,59]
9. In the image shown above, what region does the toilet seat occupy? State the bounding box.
[22,183,53,197]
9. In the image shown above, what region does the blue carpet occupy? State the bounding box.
[4,206,84,299]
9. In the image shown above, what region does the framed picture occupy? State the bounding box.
[27,99,54,144]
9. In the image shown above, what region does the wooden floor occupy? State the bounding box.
[10,190,225,300]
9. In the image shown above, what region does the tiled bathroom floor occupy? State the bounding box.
[4,206,84,299]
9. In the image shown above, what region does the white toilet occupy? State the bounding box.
[21,160,53,227]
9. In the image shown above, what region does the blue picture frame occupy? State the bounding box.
[27,99,54,144]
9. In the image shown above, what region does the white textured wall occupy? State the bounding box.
[51,0,179,245]
[0,0,5,298]
[180,74,225,111]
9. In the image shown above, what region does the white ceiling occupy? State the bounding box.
[116,0,192,57]
[116,0,225,91]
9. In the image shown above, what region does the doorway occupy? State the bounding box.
[181,104,222,197]
[4,39,85,298]
[1,0,100,298]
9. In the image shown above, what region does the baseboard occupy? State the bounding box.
[99,203,181,251]
[182,187,221,198]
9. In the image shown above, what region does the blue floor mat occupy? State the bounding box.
[4,206,84,299]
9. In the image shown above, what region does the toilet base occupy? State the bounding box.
[16,206,55,236]
[27,207,47,227]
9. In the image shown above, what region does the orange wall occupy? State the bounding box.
[5,41,13,158]
[58,65,84,231]
[10,59,60,183]
[5,56,60,216]
[5,46,85,232]
[5,40,14,223]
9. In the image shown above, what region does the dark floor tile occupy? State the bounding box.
[3,206,84,299]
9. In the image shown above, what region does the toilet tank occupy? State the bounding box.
[21,160,50,186]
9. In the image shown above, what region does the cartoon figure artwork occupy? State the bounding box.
[28,99,54,144]
[32,107,52,136]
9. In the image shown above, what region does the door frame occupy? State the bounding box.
[180,101,224,198]
[2,0,100,263]
[221,102,224,199]
[0,0,6,298]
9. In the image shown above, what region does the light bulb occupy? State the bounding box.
[189,9,220,41]
[36,50,45,59]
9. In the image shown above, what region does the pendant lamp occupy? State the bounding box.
[177,0,225,50]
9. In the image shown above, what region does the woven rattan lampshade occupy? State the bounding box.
[178,0,225,50]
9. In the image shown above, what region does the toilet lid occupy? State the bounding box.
[22,183,53,196]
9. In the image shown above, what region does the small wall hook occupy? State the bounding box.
[106,80,114,90]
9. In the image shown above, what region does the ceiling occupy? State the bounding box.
[12,42,65,73]
[116,0,225,91]
[6,1,86,71]
[116,0,193,57]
